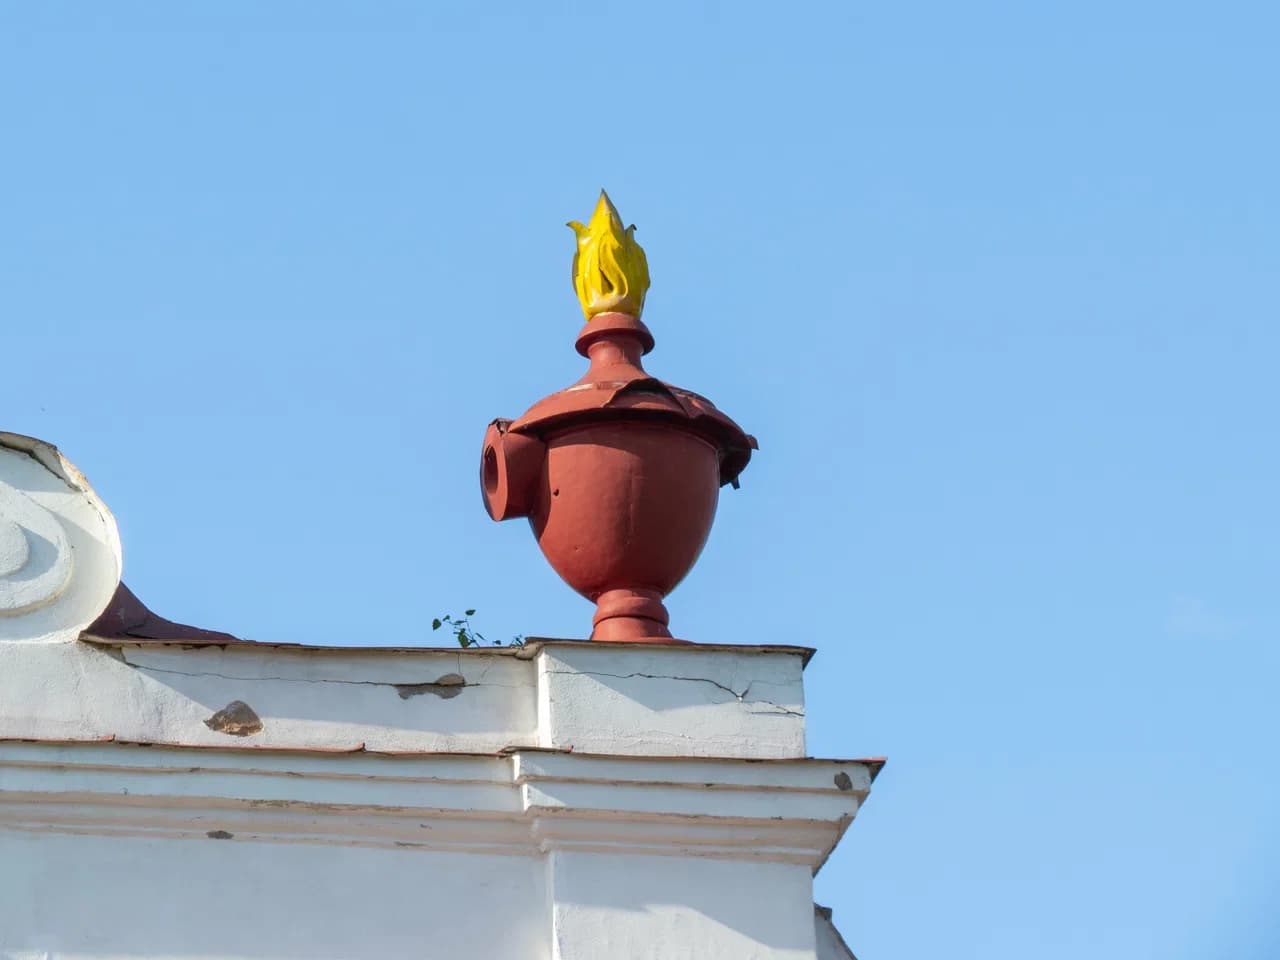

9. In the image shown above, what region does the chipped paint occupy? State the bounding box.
[394,673,467,699]
[204,701,264,737]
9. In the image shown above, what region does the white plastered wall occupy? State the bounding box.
[0,434,873,959]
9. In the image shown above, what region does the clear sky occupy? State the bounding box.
[3,3,1277,957]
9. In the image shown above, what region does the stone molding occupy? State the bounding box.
[0,739,870,870]
[0,434,122,642]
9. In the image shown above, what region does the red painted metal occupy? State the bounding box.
[481,312,755,642]
[86,582,245,646]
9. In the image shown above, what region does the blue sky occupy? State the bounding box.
[3,3,1277,957]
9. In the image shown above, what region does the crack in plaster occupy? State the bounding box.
[116,658,803,717]
[548,669,805,718]
[118,655,531,693]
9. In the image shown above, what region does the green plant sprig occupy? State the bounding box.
[432,610,524,649]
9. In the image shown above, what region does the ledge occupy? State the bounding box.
[2,636,812,759]
[79,635,819,667]
[0,739,873,869]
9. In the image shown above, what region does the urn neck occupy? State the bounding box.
[574,312,655,384]
[586,335,645,370]
[576,313,654,357]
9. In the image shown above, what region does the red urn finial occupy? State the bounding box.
[480,192,755,642]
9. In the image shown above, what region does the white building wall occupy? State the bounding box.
[1,833,547,960]
[548,853,820,960]
[0,435,875,959]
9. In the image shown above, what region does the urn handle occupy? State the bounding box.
[480,420,546,522]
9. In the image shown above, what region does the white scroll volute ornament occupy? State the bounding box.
[0,434,122,642]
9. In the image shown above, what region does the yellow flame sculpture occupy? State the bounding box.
[567,191,650,320]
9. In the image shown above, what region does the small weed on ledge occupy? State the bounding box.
[433,610,525,649]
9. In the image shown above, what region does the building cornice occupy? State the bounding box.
[0,739,871,871]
